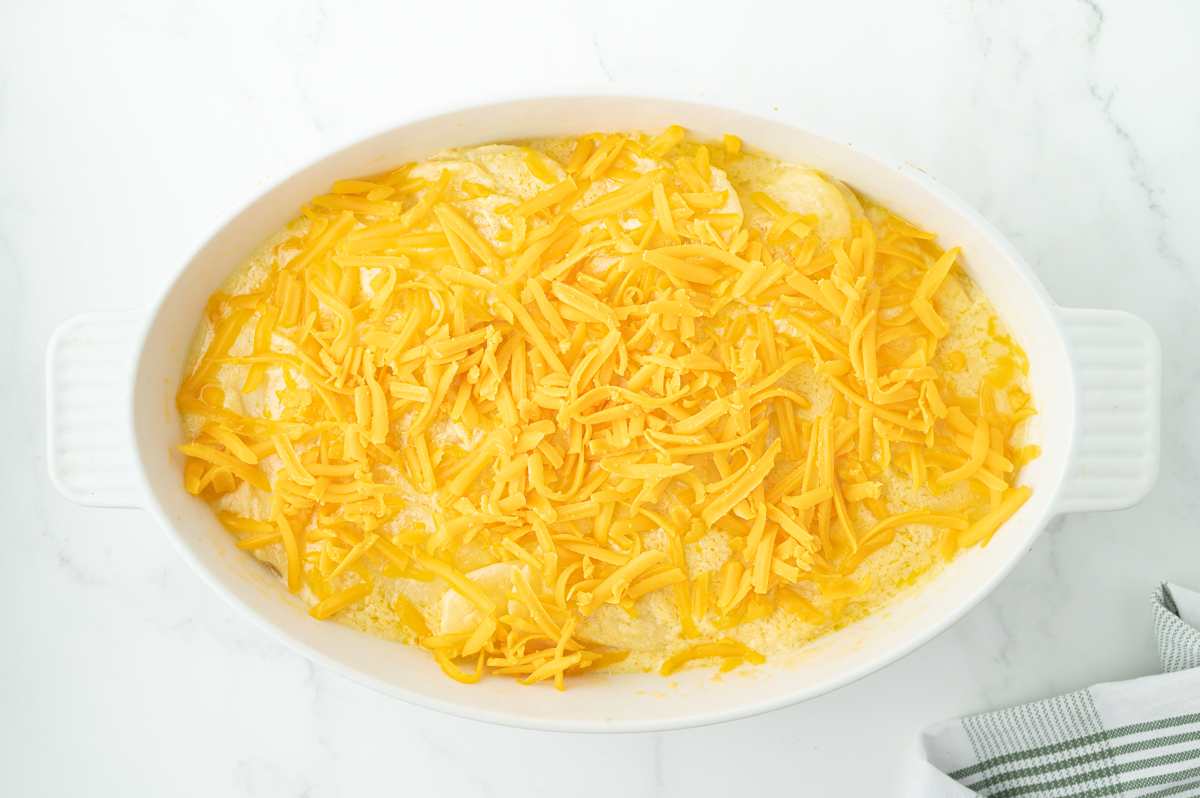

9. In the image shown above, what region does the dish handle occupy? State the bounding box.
[1053,307,1161,515]
[46,309,148,509]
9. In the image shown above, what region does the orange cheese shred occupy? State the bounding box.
[177,129,1036,688]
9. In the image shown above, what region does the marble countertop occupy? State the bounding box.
[3,0,1197,794]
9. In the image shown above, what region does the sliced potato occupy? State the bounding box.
[725,155,853,246]
[575,597,674,651]
[409,145,568,249]
[828,177,869,228]
[707,166,744,227]
[439,562,540,635]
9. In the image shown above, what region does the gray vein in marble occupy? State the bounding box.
[285,1,331,139]
[593,33,615,83]
[1088,84,1178,269]
[653,732,665,794]
[1076,0,1104,51]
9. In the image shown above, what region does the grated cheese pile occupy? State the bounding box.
[177,129,1038,688]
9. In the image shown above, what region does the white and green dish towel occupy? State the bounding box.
[910,584,1200,797]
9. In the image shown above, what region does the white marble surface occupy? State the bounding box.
[3,0,1197,794]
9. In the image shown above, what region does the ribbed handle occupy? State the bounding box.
[1054,307,1161,515]
[46,309,147,509]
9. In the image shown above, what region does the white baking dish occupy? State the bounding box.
[45,90,1161,732]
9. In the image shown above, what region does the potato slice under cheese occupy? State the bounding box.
[725,158,853,245]
[440,562,541,635]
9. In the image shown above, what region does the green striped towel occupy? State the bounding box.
[910,584,1200,797]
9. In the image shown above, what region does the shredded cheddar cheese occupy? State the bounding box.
[179,133,1036,687]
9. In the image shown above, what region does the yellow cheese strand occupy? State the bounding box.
[177,129,1037,688]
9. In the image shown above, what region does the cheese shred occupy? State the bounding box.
[178,130,1037,687]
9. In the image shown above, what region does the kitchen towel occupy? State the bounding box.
[909,583,1200,797]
